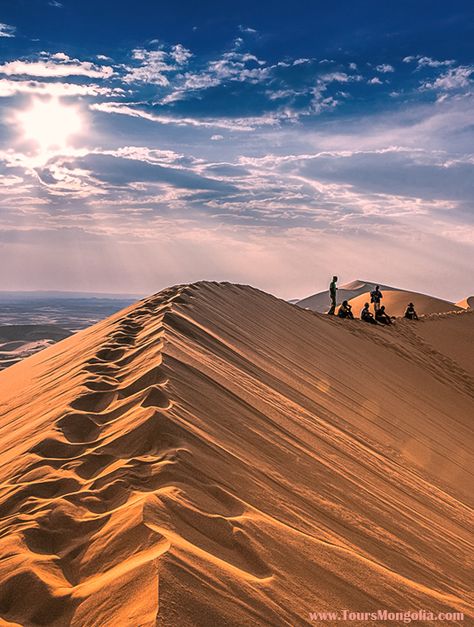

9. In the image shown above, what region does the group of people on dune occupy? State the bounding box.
[328,277,419,325]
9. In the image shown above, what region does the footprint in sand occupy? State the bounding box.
[30,437,88,460]
[141,386,172,410]
[70,390,117,413]
[118,366,168,398]
[57,413,101,444]
[95,347,126,362]
[84,378,117,392]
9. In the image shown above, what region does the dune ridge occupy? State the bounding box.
[0,282,472,626]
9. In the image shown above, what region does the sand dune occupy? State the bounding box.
[0,282,472,626]
[344,289,463,318]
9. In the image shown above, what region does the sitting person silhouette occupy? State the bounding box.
[361,302,378,324]
[338,300,354,319]
[375,305,392,325]
[404,302,419,320]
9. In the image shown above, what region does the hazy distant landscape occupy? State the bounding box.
[0,293,140,369]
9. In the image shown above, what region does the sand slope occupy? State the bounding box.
[0,282,472,626]
[345,290,463,318]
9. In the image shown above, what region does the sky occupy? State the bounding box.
[0,0,473,301]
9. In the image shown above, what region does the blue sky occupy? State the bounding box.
[0,0,473,300]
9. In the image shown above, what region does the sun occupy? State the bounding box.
[16,98,84,151]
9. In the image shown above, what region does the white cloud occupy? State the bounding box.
[368,77,383,85]
[0,23,15,38]
[320,72,352,83]
[123,49,173,85]
[0,53,113,78]
[376,64,394,73]
[90,101,281,131]
[267,89,300,100]
[0,78,122,98]
[49,0,63,7]
[310,89,339,113]
[403,55,455,69]
[308,73,358,114]
[170,44,192,65]
[166,50,270,101]
[211,135,224,141]
[306,71,363,113]
[123,45,191,84]
[238,25,257,34]
[207,52,268,82]
[293,58,311,66]
[422,66,473,91]
[417,56,455,68]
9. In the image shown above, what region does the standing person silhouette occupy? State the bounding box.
[370,285,383,313]
[328,276,338,315]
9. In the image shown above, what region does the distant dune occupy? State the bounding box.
[296,279,393,312]
[0,283,472,625]
[456,296,474,310]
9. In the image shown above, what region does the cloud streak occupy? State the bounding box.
[0,23,15,38]
[0,53,113,78]
[0,78,122,98]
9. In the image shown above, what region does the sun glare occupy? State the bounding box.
[16,98,83,151]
